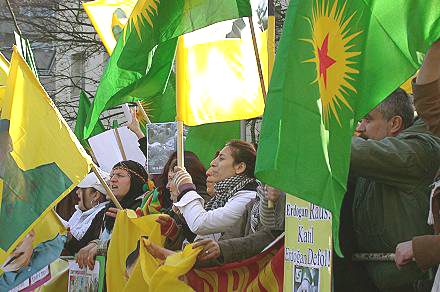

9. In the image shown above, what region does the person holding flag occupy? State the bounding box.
[75,160,148,270]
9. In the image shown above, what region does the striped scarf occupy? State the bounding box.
[205,175,255,211]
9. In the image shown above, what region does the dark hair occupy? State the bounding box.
[104,160,148,231]
[376,88,414,130]
[225,140,256,178]
[90,187,106,203]
[156,151,207,209]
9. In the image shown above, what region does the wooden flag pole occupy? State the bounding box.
[248,16,267,101]
[113,127,127,160]
[136,101,151,124]
[176,36,185,168]
[177,120,185,168]
[91,164,123,209]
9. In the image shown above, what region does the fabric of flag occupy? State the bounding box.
[0,52,9,86]
[0,209,67,292]
[74,91,106,148]
[176,28,267,126]
[186,121,241,169]
[255,0,440,255]
[84,0,253,138]
[0,47,92,258]
[138,72,177,123]
[83,0,137,54]
[186,243,284,291]
[123,238,202,292]
[0,210,67,271]
[0,53,8,106]
[106,210,165,292]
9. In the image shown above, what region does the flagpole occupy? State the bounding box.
[91,164,123,209]
[113,127,127,160]
[268,0,275,82]
[177,120,185,168]
[136,101,151,124]
[87,146,99,164]
[176,36,185,168]
[248,16,267,101]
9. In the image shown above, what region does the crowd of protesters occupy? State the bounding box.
[64,39,440,291]
[2,36,440,291]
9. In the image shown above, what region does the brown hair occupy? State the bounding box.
[225,140,256,178]
[156,151,207,208]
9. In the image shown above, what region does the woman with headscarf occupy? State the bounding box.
[75,160,148,270]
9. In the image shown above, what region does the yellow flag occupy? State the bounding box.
[83,0,136,54]
[106,210,165,292]
[0,52,9,86]
[0,52,9,105]
[123,237,202,292]
[0,47,91,260]
[176,27,268,126]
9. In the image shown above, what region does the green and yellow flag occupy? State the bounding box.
[83,0,137,54]
[84,0,253,138]
[255,0,440,255]
[0,47,92,258]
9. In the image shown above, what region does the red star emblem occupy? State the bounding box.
[317,33,336,88]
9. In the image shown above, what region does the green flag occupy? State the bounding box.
[141,72,177,123]
[186,121,241,169]
[255,0,440,255]
[84,0,252,138]
[74,91,105,148]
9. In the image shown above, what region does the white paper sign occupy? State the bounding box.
[88,127,146,172]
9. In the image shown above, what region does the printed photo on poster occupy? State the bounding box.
[146,123,188,174]
[0,229,65,292]
[68,260,100,292]
[293,265,320,292]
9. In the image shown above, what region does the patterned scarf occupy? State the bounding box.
[205,175,255,211]
[250,184,264,233]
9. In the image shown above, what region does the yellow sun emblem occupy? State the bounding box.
[302,0,362,126]
[123,0,160,42]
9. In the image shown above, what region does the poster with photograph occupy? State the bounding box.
[146,122,188,174]
[0,211,66,292]
[7,265,51,292]
[284,195,332,291]
[68,256,105,292]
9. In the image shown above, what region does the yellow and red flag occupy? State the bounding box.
[187,244,284,291]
